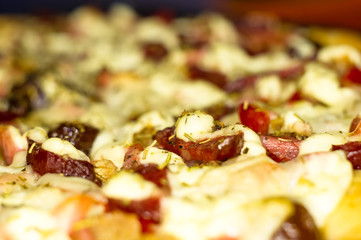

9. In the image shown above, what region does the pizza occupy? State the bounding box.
[1,4,361,240]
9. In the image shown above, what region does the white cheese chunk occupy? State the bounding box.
[102,171,160,201]
[92,143,127,169]
[1,125,27,155]
[255,75,296,104]
[24,127,48,144]
[37,174,99,193]
[299,132,347,155]
[299,63,359,110]
[287,34,316,59]
[10,151,27,168]
[281,111,312,136]
[136,18,179,49]
[318,44,361,69]
[41,138,90,162]
[139,147,184,169]
[175,111,215,142]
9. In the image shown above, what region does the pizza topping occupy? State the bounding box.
[130,164,169,189]
[107,197,161,233]
[299,133,346,156]
[6,73,47,116]
[24,127,48,144]
[48,122,99,155]
[255,75,297,104]
[0,125,27,165]
[203,102,236,121]
[139,147,184,169]
[260,135,300,162]
[188,65,228,88]
[142,42,168,62]
[92,159,118,182]
[318,45,361,70]
[156,126,244,164]
[350,115,361,133]
[236,14,286,55]
[280,111,313,137]
[299,63,359,110]
[26,142,99,184]
[344,66,361,84]
[225,64,304,93]
[92,142,127,170]
[238,101,272,135]
[286,34,317,60]
[0,111,21,123]
[102,170,160,201]
[271,203,321,240]
[122,144,144,170]
[332,141,361,169]
[42,138,90,162]
[175,111,215,142]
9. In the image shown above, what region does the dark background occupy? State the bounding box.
[0,0,209,15]
[1,0,360,30]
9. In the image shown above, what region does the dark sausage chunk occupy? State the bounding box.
[260,135,300,163]
[155,127,244,164]
[272,203,321,240]
[238,102,271,135]
[48,122,99,155]
[8,73,47,116]
[188,65,228,88]
[27,141,100,185]
[142,42,168,62]
[332,141,361,169]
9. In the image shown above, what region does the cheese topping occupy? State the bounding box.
[41,138,90,162]
[281,111,313,137]
[139,146,185,169]
[175,111,215,142]
[318,44,361,69]
[299,63,359,110]
[102,171,160,201]
[299,132,347,155]
[92,143,126,169]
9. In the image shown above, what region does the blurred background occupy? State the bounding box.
[0,0,360,30]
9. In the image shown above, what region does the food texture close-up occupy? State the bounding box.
[1,1,361,239]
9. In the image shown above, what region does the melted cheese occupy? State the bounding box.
[299,132,347,155]
[318,44,361,68]
[281,111,312,136]
[42,138,90,162]
[255,75,296,104]
[161,197,293,240]
[139,147,185,169]
[102,171,160,201]
[37,174,99,193]
[0,207,70,240]
[92,143,126,169]
[299,63,359,110]
[175,111,215,141]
